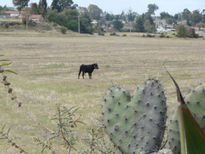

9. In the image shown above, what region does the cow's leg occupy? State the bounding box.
[78,69,81,79]
[82,72,85,79]
[88,73,92,79]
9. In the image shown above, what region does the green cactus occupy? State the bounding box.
[168,83,205,154]
[102,79,167,154]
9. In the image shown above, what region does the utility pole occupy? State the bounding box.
[78,16,80,33]
[26,14,29,31]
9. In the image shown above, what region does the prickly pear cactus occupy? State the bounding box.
[168,83,205,154]
[102,79,167,154]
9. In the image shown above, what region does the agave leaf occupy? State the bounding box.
[0,62,12,67]
[0,59,10,62]
[167,70,205,154]
[4,68,17,75]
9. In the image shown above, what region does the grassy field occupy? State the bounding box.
[0,31,205,153]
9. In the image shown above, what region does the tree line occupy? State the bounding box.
[0,0,205,34]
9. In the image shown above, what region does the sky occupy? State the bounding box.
[0,0,205,15]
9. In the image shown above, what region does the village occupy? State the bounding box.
[0,4,204,36]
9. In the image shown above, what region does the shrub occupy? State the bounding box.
[0,22,9,28]
[176,25,199,38]
[60,26,67,34]
[110,32,117,36]
[146,33,155,37]
[176,24,189,38]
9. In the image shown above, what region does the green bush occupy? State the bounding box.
[0,22,9,28]
[47,9,93,34]
[176,25,199,38]
[60,26,67,34]
[176,24,189,38]
[110,32,118,36]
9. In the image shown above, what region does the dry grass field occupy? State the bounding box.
[0,31,205,153]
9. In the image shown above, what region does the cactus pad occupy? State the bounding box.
[103,79,167,154]
[168,83,205,154]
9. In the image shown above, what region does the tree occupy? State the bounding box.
[160,12,176,25]
[47,8,93,34]
[78,7,93,34]
[38,0,47,17]
[30,3,38,14]
[127,9,137,22]
[147,4,158,15]
[13,0,29,11]
[88,4,102,20]
[160,12,172,19]
[143,15,156,33]
[51,0,74,12]
[144,19,155,33]
[105,12,114,21]
[135,15,144,32]
[182,8,191,20]
[0,5,3,12]
[191,10,202,25]
[113,20,123,31]
[182,8,191,25]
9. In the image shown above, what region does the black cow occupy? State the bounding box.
[78,63,99,79]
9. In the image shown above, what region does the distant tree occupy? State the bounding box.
[0,5,3,12]
[30,3,38,14]
[127,9,137,22]
[160,12,176,25]
[191,10,202,25]
[134,14,155,33]
[105,12,114,21]
[88,4,102,20]
[182,9,191,20]
[51,0,59,12]
[78,7,93,34]
[80,16,93,34]
[47,8,93,34]
[182,8,191,25]
[144,19,155,33]
[147,4,158,15]
[143,15,156,33]
[202,10,205,22]
[120,11,126,21]
[13,0,29,11]
[160,12,172,19]
[113,20,123,31]
[135,15,144,32]
[51,0,74,12]
[174,13,180,21]
[38,0,47,17]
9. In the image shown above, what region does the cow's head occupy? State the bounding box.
[93,63,99,69]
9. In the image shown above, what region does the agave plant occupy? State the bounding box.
[167,70,205,154]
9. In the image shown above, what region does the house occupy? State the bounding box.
[91,20,98,25]
[1,11,23,18]
[29,15,43,22]
[153,16,175,32]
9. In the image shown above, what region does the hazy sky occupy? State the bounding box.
[1,0,205,15]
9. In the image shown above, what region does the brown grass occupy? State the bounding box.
[0,31,205,153]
